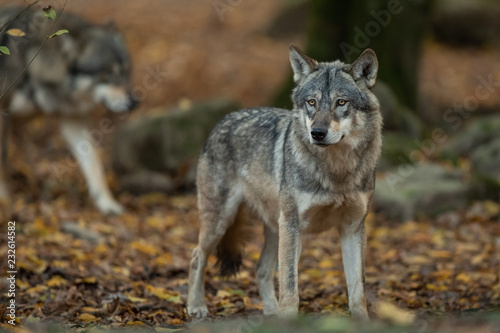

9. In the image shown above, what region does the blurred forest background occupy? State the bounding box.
[0,0,500,332]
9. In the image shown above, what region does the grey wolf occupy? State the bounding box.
[0,7,139,215]
[187,44,382,319]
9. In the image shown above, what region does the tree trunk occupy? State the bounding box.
[273,0,434,112]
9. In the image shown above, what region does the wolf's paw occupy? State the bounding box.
[95,196,124,215]
[187,305,209,319]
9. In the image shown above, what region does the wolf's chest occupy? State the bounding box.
[297,191,370,234]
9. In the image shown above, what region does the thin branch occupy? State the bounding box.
[0,0,69,103]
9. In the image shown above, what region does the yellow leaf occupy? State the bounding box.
[25,284,48,295]
[51,260,69,269]
[483,200,500,216]
[250,251,260,261]
[152,253,173,266]
[126,321,147,327]
[78,275,98,284]
[376,301,415,325]
[216,290,231,298]
[16,279,30,290]
[131,240,158,255]
[403,255,430,265]
[169,318,184,325]
[127,295,148,303]
[318,259,334,268]
[6,28,25,37]
[47,275,67,287]
[146,285,180,302]
[426,283,447,291]
[147,216,166,229]
[455,272,471,284]
[430,270,453,282]
[380,249,398,261]
[78,313,97,322]
[18,255,47,274]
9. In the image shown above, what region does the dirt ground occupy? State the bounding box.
[0,0,500,331]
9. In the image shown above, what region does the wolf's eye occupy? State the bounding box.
[307,99,316,106]
[337,99,347,106]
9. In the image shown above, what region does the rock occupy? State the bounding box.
[374,163,470,221]
[374,81,399,130]
[111,99,240,194]
[61,221,102,244]
[378,132,418,170]
[374,81,425,138]
[441,115,500,160]
[470,138,500,185]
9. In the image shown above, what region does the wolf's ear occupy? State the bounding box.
[349,49,378,89]
[289,44,318,83]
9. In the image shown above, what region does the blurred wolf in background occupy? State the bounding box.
[188,44,382,319]
[0,7,139,214]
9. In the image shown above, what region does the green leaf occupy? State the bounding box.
[43,6,56,20]
[0,46,10,55]
[49,29,69,39]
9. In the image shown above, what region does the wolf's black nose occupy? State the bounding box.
[128,94,140,110]
[311,128,327,141]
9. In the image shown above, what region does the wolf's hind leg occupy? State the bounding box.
[257,224,279,315]
[187,186,243,318]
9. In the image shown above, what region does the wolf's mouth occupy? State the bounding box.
[313,135,345,147]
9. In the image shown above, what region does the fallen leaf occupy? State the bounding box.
[77,313,97,322]
[376,301,415,325]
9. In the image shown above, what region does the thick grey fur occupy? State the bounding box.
[188,44,382,319]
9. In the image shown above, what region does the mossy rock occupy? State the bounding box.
[374,163,470,221]
[379,132,419,170]
[111,99,240,193]
[440,115,500,161]
[374,81,425,138]
[469,138,500,199]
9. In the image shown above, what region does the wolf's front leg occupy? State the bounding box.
[60,119,124,215]
[339,221,369,320]
[277,203,302,317]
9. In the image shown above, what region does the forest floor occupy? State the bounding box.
[0,0,500,332]
[1,193,500,332]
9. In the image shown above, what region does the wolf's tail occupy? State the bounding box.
[216,205,249,277]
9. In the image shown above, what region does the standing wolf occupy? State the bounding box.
[0,8,139,214]
[188,44,382,319]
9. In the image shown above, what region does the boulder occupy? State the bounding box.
[111,99,239,194]
[471,138,500,187]
[374,163,470,221]
[374,81,425,138]
[378,132,418,170]
[441,115,500,161]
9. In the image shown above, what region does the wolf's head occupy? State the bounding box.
[71,24,139,113]
[289,44,380,147]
